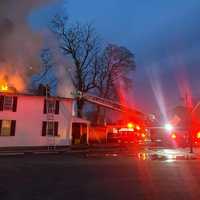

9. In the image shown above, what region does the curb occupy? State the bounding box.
[0,152,25,156]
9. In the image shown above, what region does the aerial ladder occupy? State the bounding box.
[74,91,150,143]
[73,91,146,120]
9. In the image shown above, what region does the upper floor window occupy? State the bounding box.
[47,100,55,114]
[3,96,13,110]
[0,96,17,112]
[43,99,59,115]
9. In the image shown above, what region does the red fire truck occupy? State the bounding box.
[106,123,148,144]
[74,91,147,144]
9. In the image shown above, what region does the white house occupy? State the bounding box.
[0,92,89,149]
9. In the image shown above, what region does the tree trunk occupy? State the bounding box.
[77,98,84,118]
[95,106,107,125]
[95,105,101,125]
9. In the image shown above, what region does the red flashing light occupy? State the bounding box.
[136,125,141,130]
[197,132,200,139]
[171,133,176,139]
[127,123,134,129]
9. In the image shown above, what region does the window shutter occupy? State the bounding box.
[43,99,47,114]
[0,96,4,111]
[0,120,2,136]
[55,100,59,114]
[12,96,18,112]
[42,121,47,136]
[10,120,16,136]
[54,122,58,136]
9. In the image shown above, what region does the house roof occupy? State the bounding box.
[0,91,73,101]
[72,116,90,124]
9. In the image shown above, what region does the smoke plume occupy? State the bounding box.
[0,0,57,91]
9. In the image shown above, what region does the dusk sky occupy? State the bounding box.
[30,0,200,114]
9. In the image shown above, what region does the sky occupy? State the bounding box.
[29,0,200,114]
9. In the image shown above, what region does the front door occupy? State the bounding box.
[72,123,81,145]
[72,123,88,145]
[81,123,88,144]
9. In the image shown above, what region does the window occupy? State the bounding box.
[47,121,54,136]
[47,100,55,114]
[3,96,13,110]
[1,120,11,136]
[43,99,59,114]
[0,96,18,112]
[0,120,16,136]
[42,121,58,137]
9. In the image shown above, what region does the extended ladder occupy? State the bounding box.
[75,91,145,119]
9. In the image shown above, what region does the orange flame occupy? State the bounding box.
[0,83,8,92]
[0,67,26,93]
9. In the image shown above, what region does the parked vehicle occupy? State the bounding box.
[107,123,148,144]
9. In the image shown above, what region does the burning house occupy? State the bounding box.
[0,0,91,150]
[0,81,89,149]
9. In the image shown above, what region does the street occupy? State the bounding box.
[0,151,200,200]
[0,1,199,200]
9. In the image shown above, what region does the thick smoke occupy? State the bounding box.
[0,0,57,91]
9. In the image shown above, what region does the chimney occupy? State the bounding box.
[36,84,51,96]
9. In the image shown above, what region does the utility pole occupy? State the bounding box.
[184,93,193,153]
[189,101,200,153]
[189,107,193,153]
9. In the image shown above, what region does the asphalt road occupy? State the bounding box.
[0,154,200,200]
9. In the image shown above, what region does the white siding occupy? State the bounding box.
[0,95,73,147]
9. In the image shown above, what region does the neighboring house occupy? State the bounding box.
[0,92,89,149]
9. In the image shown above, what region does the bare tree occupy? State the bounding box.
[51,15,100,117]
[94,44,136,124]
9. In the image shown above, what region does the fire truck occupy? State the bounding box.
[74,91,148,144]
[106,123,148,144]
